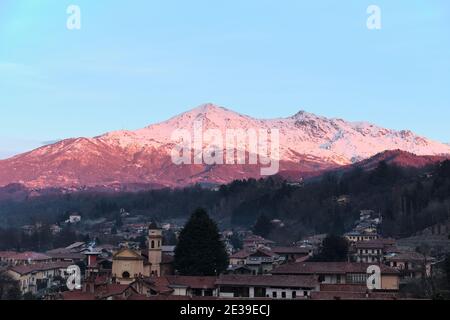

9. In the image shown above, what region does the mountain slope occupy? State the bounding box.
[0,104,449,189]
[334,150,450,175]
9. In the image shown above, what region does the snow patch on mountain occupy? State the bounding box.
[97,104,450,167]
[1,103,449,189]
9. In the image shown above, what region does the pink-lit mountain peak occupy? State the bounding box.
[0,103,449,189]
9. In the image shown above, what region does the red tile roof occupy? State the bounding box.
[216,275,319,288]
[230,249,251,259]
[0,251,51,261]
[230,248,276,259]
[166,276,217,289]
[46,252,85,260]
[272,262,399,275]
[8,261,72,275]
[385,252,433,262]
[355,239,396,249]
[271,246,311,255]
[97,284,131,298]
[60,284,133,300]
[138,276,173,294]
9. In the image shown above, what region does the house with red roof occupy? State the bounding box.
[229,248,282,275]
[0,251,52,266]
[7,261,72,295]
[272,262,400,291]
[216,274,319,299]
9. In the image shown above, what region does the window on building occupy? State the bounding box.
[272,292,277,298]
[282,292,286,299]
[204,290,213,297]
[122,271,131,279]
[292,291,297,299]
[347,273,367,284]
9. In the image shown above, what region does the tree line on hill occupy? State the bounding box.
[0,225,89,252]
[0,160,449,245]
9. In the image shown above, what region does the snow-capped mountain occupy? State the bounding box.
[0,103,449,189]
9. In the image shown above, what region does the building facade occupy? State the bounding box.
[112,222,173,284]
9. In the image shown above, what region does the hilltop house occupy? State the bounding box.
[344,210,382,243]
[385,251,434,281]
[229,248,282,275]
[242,235,275,252]
[66,214,82,224]
[271,246,313,263]
[352,239,396,263]
[344,231,379,243]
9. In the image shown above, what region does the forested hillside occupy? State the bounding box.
[1,160,450,244]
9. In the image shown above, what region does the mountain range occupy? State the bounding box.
[0,103,449,191]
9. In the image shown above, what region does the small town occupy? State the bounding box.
[1,2,450,318]
[1,208,449,301]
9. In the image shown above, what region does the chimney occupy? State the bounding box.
[88,254,97,267]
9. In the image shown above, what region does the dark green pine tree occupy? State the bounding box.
[253,214,273,238]
[174,208,229,276]
[314,235,349,262]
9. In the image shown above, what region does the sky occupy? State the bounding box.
[0,0,449,159]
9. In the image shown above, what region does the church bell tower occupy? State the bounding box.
[148,221,163,276]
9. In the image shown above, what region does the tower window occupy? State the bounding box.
[151,241,155,249]
[122,271,130,279]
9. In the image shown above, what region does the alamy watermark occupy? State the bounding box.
[66,265,81,291]
[367,5,382,30]
[170,119,280,176]
[64,5,380,31]
[367,265,381,290]
[67,5,81,30]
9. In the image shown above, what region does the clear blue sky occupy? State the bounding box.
[1,0,449,158]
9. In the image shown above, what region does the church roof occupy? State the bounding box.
[148,221,161,230]
[112,248,144,260]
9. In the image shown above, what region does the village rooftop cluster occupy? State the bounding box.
[1,208,446,301]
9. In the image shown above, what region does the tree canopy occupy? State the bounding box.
[253,215,273,238]
[174,208,229,276]
[313,235,349,262]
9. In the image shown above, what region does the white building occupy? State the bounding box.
[66,215,82,224]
